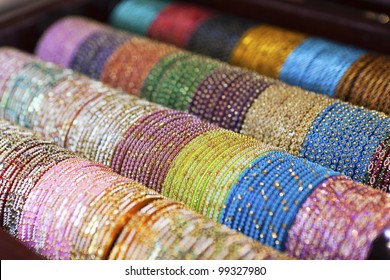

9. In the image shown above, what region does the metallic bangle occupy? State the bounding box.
[230,25,307,78]
[286,175,390,259]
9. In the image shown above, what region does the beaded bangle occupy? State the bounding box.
[241,83,335,156]
[286,175,390,259]
[117,109,214,192]
[143,53,222,111]
[366,134,390,192]
[70,30,131,80]
[0,48,36,99]
[18,158,83,249]
[110,200,187,260]
[300,102,390,182]
[222,151,339,251]
[3,144,73,235]
[335,54,390,114]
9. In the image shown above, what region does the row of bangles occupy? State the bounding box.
[37,16,390,193]
[110,0,390,114]
[0,45,388,260]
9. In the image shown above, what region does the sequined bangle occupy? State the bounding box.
[286,175,390,259]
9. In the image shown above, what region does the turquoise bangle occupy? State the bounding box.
[110,0,172,35]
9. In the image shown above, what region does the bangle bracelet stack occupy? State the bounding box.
[0,48,389,259]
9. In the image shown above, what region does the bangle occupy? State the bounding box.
[147,3,214,48]
[286,175,390,259]
[187,14,255,62]
[300,102,390,182]
[230,25,307,78]
[102,37,178,97]
[70,30,131,80]
[279,37,365,97]
[36,17,108,68]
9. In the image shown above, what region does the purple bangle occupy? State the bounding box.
[113,109,215,192]
[189,67,242,124]
[217,71,272,132]
[286,175,390,259]
[36,17,107,68]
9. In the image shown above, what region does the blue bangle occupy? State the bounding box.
[279,37,366,97]
[70,30,131,79]
[221,151,340,251]
[110,0,172,35]
[300,102,390,182]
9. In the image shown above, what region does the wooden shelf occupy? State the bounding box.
[0,228,44,260]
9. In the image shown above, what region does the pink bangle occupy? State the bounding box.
[286,175,390,259]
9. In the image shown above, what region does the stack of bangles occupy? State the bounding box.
[0,48,389,260]
[36,17,390,192]
[0,118,291,260]
[108,0,390,114]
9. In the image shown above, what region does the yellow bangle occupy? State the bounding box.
[230,25,307,79]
